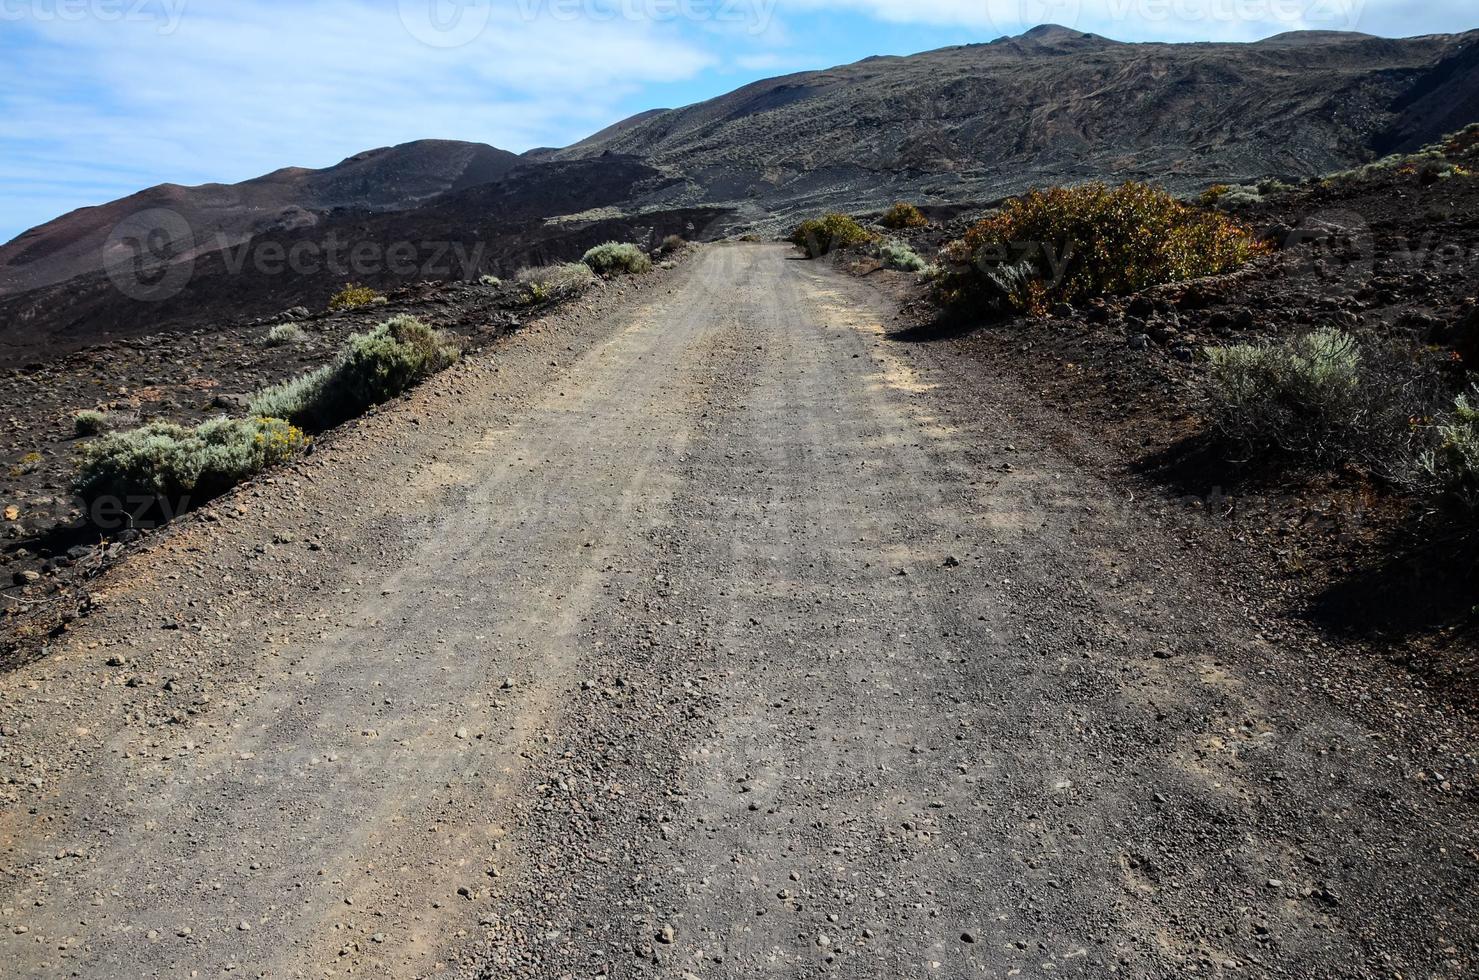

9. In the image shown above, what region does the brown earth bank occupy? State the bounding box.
[0,244,1474,979]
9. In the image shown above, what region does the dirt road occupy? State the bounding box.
[2,244,1475,978]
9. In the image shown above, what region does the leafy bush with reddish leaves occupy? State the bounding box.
[937,182,1265,316]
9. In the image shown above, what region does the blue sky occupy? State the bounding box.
[1,0,1474,243]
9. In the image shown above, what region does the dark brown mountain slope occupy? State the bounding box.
[0,156,727,367]
[0,139,519,296]
[561,27,1479,226]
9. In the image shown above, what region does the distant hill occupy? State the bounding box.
[0,140,519,296]
[556,26,1479,227]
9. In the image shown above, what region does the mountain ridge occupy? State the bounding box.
[3,26,1479,308]
[0,139,520,295]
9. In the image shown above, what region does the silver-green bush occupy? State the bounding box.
[516,262,598,303]
[248,315,459,430]
[582,241,652,276]
[1422,386,1479,516]
[74,416,309,506]
[265,323,306,346]
[1204,328,1368,464]
[879,240,927,272]
[248,365,334,422]
[73,409,113,437]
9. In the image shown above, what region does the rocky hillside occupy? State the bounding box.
[0,139,520,296]
[560,25,1479,227]
[0,155,724,367]
[4,26,1479,364]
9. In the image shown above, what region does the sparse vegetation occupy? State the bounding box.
[248,315,459,430]
[479,274,502,287]
[248,365,334,423]
[878,240,927,272]
[73,410,114,437]
[880,202,928,229]
[516,262,598,304]
[73,416,309,509]
[1200,178,1297,210]
[658,234,685,254]
[1323,123,1479,186]
[327,283,386,312]
[938,182,1265,316]
[788,213,875,258]
[582,241,653,276]
[1422,386,1479,519]
[1203,328,1410,469]
[265,323,306,346]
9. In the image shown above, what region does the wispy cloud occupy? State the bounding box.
[0,0,715,239]
[1,0,1473,242]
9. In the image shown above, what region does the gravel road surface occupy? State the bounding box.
[1,244,1474,979]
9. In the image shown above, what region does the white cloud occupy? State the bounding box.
[0,0,716,238]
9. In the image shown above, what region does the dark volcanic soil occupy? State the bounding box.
[850,167,1479,715]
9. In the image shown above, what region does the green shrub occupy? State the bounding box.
[265,323,306,346]
[479,274,502,287]
[878,240,927,273]
[1322,125,1479,186]
[248,365,335,424]
[582,242,652,276]
[937,182,1265,316]
[880,202,928,229]
[327,283,386,311]
[788,213,875,258]
[1201,178,1294,211]
[74,416,309,508]
[1423,387,1479,516]
[516,262,598,303]
[73,410,113,437]
[248,315,459,430]
[334,314,459,411]
[1204,328,1374,465]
